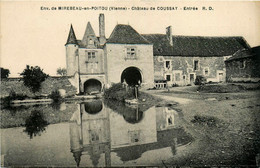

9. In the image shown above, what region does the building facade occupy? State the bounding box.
[66,14,251,94]
[225,46,260,82]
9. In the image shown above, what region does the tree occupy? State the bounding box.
[56,67,67,76]
[24,110,49,139]
[1,67,10,78]
[20,65,48,93]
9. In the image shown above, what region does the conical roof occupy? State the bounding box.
[66,24,78,45]
[82,22,97,46]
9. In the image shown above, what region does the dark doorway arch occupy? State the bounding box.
[84,79,102,94]
[121,67,142,86]
[83,100,103,114]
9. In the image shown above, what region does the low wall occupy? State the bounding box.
[0,76,77,98]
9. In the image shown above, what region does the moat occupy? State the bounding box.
[1,99,193,167]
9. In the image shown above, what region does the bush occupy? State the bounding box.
[172,83,179,87]
[0,67,10,78]
[20,65,48,93]
[24,110,49,139]
[195,76,207,85]
[191,115,219,127]
[104,83,135,101]
[1,90,28,109]
[49,90,62,103]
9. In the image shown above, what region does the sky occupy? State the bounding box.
[1,1,260,77]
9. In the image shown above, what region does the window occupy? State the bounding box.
[194,60,199,71]
[89,38,94,45]
[166,75,171,81]
[165,61,171,69]
[239,60,245,69]
[86,51,96,59]
[204,67,209,76]
[126,48,136,59]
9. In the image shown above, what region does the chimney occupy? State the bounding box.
[166,26,173,46]
[99,14,106,45]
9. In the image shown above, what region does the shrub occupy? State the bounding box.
[20,65,48,93]
[0,67,10,78]
[172,83,179,87]
[1,90,28,109]
[195,76,207,85]
[191,115,219,127]
[49,90,62,103]
[24,110,49,139]
[104,83,135,101]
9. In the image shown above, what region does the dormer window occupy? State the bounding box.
[89,38,94,45]
[126,47,137,59]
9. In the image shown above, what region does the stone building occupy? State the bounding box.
[66,13,251,93]
[142,26,250,87]
[225,46,260,82]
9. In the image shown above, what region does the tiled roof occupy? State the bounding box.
[142,34,250,57]
[106,24,150,44]
[225,49,255,62]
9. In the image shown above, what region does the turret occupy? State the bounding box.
[66,24,79,76]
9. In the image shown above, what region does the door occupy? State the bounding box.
[190,74,195,84]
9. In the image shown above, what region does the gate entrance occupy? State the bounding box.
[84,79,102,94]
[121,67,142,86]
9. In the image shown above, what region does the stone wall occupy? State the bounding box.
[0,76,77,98]
[105,43,154,88]
[154,56,227,86]
[225,56,260,82]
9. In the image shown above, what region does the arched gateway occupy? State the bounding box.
[84,79,102,94]
[121,67,142,86]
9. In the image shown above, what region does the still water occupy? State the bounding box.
[1,99,193,167]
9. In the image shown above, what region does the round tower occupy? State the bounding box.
[65,24,79,76]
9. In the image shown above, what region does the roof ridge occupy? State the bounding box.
[142,34,244,38]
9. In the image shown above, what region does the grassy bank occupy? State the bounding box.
[152,90,260,166]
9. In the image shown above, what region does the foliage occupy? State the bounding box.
[24,110,49,139]
[20,65,48,93]
[198,84,246,93]
[195,76,207,85]
[56,67,67,76]
[49,90,62,103]
[191,115,219,127]
[1,90,28,109]
[0,67,10,78]
[104,83,135,101]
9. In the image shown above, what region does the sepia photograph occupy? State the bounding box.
[0,1,260,167]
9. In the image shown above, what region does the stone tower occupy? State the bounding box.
[65,24,79,76]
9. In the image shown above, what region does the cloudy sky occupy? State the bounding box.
[1,1,259,77]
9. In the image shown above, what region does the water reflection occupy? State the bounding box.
[24,110,49,139]
[69,100,192,167]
